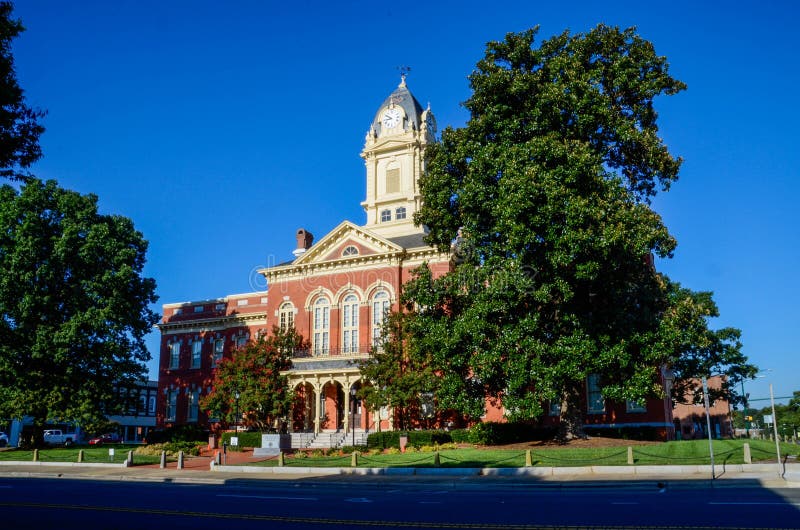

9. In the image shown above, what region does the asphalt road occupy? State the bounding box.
[1,477,798,529]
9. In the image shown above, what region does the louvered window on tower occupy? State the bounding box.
[386,168,400,193]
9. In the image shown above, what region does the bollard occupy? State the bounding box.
[78,449,84,463]
[33,449,39,462]
[434,451,440,467]
[627,446,634,465]
[127,450,133,466]
[351,451,358,467]
[278,451,284,467]
[177,450,184,470]
[159,450,166,469]
[525,449,532,467]
[743,442,752,464]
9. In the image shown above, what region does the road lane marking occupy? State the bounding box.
[217,494,317,501]
[709,502,800,506]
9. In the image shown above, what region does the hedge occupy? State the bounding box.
[367,430,453,449]
[220,432,263,451]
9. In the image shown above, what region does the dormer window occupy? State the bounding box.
[380,209,391,222]
[342,246,359,257]
[395,207,407,220]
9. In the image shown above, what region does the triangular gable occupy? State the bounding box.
[292,221,404,266]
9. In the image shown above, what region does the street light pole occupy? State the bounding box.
[741,379,749,437]
[234,390,240,433]
[770,384,782,478]
[350,387,357,447]
[702,377,716,480]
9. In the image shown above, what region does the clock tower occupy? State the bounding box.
[361,75,436,238]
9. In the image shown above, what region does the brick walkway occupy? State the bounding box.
[138,447,275,470]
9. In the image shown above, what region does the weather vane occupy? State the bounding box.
[397,65,411,85]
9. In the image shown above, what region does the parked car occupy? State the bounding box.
[0,432,8,447]
[43,429,78,446]
[88,433,122,446]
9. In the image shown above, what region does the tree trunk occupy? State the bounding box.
[557,384,588,443]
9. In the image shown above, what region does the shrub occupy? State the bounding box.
[145,424,209,444]
[449,429,471,443]
[135,442,203,457]
[468,423,556,445]
[385,447,400,455]
[583,426,661,441]
[366,430,454,449]
[220,431,263,451]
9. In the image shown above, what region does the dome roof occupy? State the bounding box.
[371,76,426,136]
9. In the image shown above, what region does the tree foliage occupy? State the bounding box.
[0,179,158,440]
[201,326,299,431]
[359,311,440,430]
[396,25,750,438]
[0,2,45,181]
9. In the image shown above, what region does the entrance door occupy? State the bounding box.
[352,398,362,430]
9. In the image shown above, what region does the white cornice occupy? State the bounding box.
[157,312,268,334]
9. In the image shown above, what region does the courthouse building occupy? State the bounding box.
[156,77,676,441]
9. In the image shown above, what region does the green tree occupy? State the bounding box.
[201,326,299,431]
[0,179,158,444]
[0,2,45,181]
[404,25,731,439]
[359,311,440,430]
[662,281,757,406]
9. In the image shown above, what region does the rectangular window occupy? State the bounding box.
[169,342,180,369]
[626,400,647,413]
[194,305,203,313]
[191,341,202,369]
[236,336,247,348]
[166,390,177,421]
[148,396,156,414]
[138,395,146,414]
[187,390,199,422]
[586,374,605,414]
[213,338,224,366]
[549,401,561,417]
[215,303,226,311]
[237,299,248,306]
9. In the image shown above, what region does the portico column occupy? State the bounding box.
[344,382,352,433]
[313,383,322,435]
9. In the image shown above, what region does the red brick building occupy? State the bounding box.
[156,77,677,440]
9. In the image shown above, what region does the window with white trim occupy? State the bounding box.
[191,340,202,369]
[586,374,605,414]
[212,338,224,367]
[372,291,390,348]
[148,396,156,414]
[236,335,247,348]
[166,390,177,421]
[342,245,359,257]
[169,342,180,369]
[279,302,294,330]
[313,296,330,355]
[187,390,199,422]
[380,209,391,222]
[395,207,407,220]
[342,294,359,353]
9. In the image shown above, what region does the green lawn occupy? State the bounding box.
[247,439,800,468]
[0,445,163,465]
[1,439,796,468]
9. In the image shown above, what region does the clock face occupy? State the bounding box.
[382,108,401,129]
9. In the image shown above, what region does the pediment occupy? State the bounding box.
[292,221,404,266]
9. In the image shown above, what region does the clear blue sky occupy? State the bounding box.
[11,1,799,406]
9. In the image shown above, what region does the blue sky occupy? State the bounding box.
[11,1,799,406]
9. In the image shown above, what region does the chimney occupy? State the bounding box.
[293,228,314,258]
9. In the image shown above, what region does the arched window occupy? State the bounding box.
[342,245,359,257]
[342,294,359,353]
[279,302,295,330]
[372,291,390,348]
[380,209,391,222]
[313,296,330,355]
[395,207,407,220]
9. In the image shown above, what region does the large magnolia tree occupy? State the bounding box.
[0,179,159,444]
[384,25,753,439]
